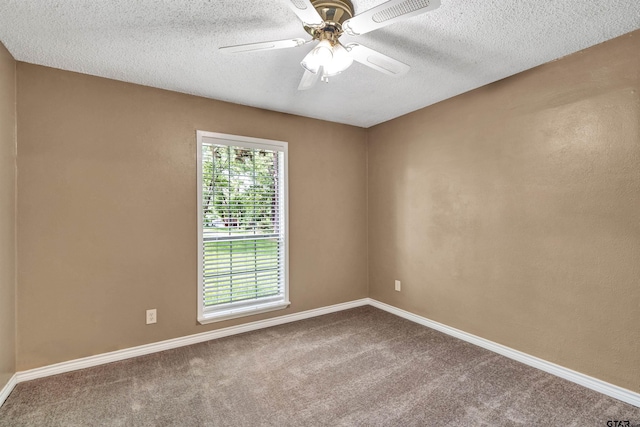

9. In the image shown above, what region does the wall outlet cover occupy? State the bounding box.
[146,309,157,324]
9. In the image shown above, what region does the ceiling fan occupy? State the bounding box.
[220,0,441,90]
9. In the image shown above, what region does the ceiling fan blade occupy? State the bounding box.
[298,68,321,90]
[286,0,325,27]
[220,38,308,54]
[345,43,410,76]
[342,0,441,36]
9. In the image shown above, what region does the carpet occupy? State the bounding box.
[1,306,639,426]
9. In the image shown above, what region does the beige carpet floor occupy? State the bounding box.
[1,306,639,426]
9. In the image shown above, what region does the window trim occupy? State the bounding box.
[196,130,290,324]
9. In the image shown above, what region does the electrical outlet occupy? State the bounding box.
[146,309,157,325]
[395,280,401,292]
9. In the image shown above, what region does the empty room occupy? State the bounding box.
[0,0,639,425]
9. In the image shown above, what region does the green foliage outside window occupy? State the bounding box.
[201,143,283,307]
[202,145,280,235]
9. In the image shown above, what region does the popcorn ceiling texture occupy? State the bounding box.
[0,0,638,127]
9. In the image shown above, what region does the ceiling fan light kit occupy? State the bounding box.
[322,42,354,76]
[301,38,334,74]
[300,38,354,78]
[220,0,441,90]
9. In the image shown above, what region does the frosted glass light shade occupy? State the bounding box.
[301,39,333,74]
[323,43,354,76]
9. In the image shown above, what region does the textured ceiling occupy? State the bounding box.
[0,0,639,128]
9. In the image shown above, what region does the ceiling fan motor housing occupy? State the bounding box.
[305,0,354,40]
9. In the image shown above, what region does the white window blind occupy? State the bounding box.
[197,131,289,323]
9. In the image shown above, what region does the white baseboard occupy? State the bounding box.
[8,297,639,409]
[16,298,369,383]
[368,298,640,408]
[0,373,17,408]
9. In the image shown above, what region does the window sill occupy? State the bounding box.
[198,300,291,324]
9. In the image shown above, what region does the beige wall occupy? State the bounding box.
[368,31,640,392]
[16,64,368,370]
[11,30,639,395]
[0,42,16,390]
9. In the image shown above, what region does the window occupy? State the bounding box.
[197,131,289,323]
